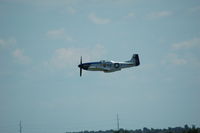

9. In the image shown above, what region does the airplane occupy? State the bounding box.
[78,54,140,76]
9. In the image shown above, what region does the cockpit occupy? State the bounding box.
[100,60,112,67]
[100,60,105,63]
[100,60,111,63]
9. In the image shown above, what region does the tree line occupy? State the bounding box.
[66,125,200,133]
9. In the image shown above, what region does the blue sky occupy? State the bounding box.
[0,0,200,133]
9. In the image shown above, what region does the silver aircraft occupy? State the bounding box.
[78,54,140,76]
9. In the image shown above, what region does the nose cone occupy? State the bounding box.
[78,63,89,70]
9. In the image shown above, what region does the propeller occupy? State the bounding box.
[79,56,82,77]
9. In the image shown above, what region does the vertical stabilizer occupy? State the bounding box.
[128,54,140,66]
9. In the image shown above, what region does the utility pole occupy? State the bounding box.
[117,114,120,131]
[19,121,22,133]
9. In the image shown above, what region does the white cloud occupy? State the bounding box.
[46,28,65,38]
[47,44,106,70]
[46,28,74,42]
[67,7,76,14]
[162,37,200,67]
[169,54,187,65]
[0,38,16,48]
[161,53,187,65]
[124,12,136,19]
[147,11,172,19]
[88,13,111,24]
[0,39,6,47]
[172,38,200,50]
[2,0,77,7]
[13,48,31,64]
[189,6,200,13]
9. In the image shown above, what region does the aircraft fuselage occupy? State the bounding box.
[79,60,136,73]
[78,54,140,76]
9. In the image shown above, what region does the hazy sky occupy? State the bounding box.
[0,0,200,133]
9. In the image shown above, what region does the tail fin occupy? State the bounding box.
[128,54,140,66]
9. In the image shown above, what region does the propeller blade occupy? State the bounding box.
[80,56,82,77]
[80,68,82,77]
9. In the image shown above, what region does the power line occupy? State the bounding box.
[19,121,22,133]
[117,114,120,131]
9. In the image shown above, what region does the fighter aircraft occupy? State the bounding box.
[78,54,140,76]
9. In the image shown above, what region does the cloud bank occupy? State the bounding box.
[162,37,200,66]
[172,38,200,50]
[88,13,111,24]
[13,48,31,64]
[46,28,74,42]
[0,38,16,49]
[147,11,172,19]
[47,45,106,70]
